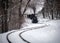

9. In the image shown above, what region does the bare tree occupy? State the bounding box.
[1,0,8,33]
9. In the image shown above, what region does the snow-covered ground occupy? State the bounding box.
[21,20,60,43]
[1,0,60,43]
[0,19,60,43]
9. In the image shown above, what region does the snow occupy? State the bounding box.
[24,8,34,14]
[0,34,2,43]
[0,0,60,43]
[21,7,34,14]
[0,20,60,43]
[35,4,44,14]
[21,20,60,43]
[21,5,44,14]
[0,13,60,43]
[1,30,16,43]
[8,31,26,43]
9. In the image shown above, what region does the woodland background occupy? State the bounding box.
[0,0,60,33]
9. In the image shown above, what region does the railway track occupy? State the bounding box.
[6,24,48,43]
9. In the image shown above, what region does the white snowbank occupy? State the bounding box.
[0,20,60,43]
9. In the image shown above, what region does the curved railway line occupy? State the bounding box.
[6,31,17,43]
[6,24,48,43]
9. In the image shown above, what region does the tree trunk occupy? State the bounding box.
[2,10,8,33]
[51,10,54,19]
[1,0,8,33]
[42,8,45,18]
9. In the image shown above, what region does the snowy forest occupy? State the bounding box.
[0,0,60,43]
[0,0,60,33]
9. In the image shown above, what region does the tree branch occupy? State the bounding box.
[23,0,31,14]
